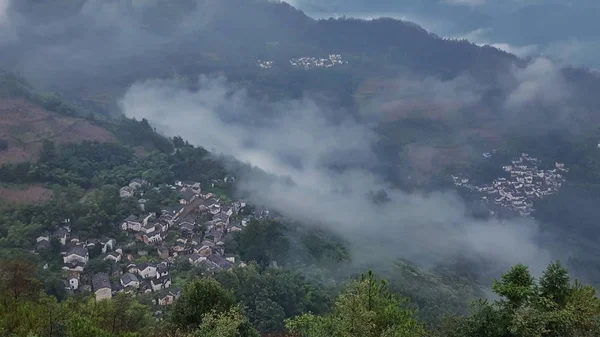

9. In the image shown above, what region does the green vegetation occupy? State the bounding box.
[287,271,427,337]
[214,264,333,332]
[172,277,237,330]
[439,262,600,337]
[6,258,595,337]
[0,259,154,337]
[228,219,289,266]
[0,139,225,189]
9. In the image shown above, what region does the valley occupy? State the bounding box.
[1,1,600,336]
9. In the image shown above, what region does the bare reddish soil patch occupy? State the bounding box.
[0,98,117,165]
[54,120,117,144]
[0,185,53,204]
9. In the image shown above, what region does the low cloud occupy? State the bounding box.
[456,28,539,58]
[0,0,220,89]
[0,0,16,44]
[506,58,569,108]
[122,76,553,276]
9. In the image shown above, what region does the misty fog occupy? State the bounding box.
[121,75,554,276]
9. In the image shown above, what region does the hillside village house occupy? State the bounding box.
[92,273,112,301]
[143,232,162,244]
[157,293,175,306]
[179,189,198,205]
[126,263,139,274]
[155,289,181,306]
[68,274,79,290]
[120,273,140,289]
[151,276,171,291]
[103,252,121,263]
[137,263,157,279]
[122,215,142,231]
[62,261,85,272]
[189,253,205,265]
[32,176,265,307]
[100,238,115,254]
[35,236,51,252]
[53,228,69,245]
[157,263,169,278]
[129,178,148,190]
[63,246,89,264]
[36,234,50,243]
[120,186,135,198]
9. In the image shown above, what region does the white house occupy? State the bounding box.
[157,263,169,278]
[179,189,197,205]
[68,277,79,290]
[100,238,115,254]
[67,273,80,290]
[120,273,140,289]
[62,261,85,272]
[151,276,171,292]
[122,215,142,232]
[142,223,156,234]
[103,252,121,263]
[36,235,50,243]
[137,263,157,279]
[92,273,112,301]
[120,186,135,198]
[63,246,89,264]
[144,232,162,244]
[188,254,206,265]
[157,294,175,306]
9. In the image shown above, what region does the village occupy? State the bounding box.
[34,177,273,309]
[452,153,569,216]
[289,54,346,69]
[257,54,346,70]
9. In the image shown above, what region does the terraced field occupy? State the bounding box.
[0,98,117,165]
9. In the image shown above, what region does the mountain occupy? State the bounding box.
[299,0,600,68]
[3,0,600,188]
[2,1,600,335]
[0,0,515,97]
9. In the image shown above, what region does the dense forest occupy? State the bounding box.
[3,258,600,337]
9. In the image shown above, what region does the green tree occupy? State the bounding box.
[173,136,186,149]
[214,264,332,332]
[39,140,57,163]
[231,220,289,266]
[538,261,571,308]
[492,264,535,310]
[194,306,260,337]
[172,277,236,330]
[286,271,426,337]
[438,262,600,337]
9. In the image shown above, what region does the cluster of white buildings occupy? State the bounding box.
[256,55,346,70]
[289,54,346,69]
[453,153,568,216]
[257,60,274,69]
